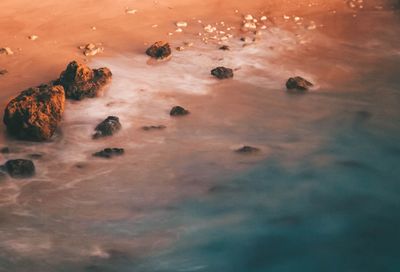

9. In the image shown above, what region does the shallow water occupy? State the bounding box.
[1,3,400,272]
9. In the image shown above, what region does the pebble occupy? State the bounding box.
[0,47,14,55]
[125,8,137,14]
[28,35,38,41]
[175,21,188,28]
[79,43,104,56]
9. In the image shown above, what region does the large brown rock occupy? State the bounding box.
[3,84,65,141]
[55,61,112,100]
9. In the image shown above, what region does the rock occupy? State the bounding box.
[0,69,8,75]
[28,153,44,159]
[93,116,122,139]
[0,47,14,55]
[219,45,230,51]
[93,148,124,159]
[211,67,234,79]
[125,8,137,14]
[79,43,104,56]
[235,146,260,154]
[0,147,10,154]
[170,106,189,116]
[3,84,65,141]
[145,41,171,59]
[55,61,112,100]
[28,35,39,41]
[142,125,166,131]
[175,21,188,28]
[4,159,35,178]
[286,76,313,91]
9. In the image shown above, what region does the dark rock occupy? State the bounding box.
[0,147,10,154]
[93,116,122,139]
[219,45,230,51]
[211,67,234,79]
[170,106,189,116]
[28,153,44,159]
[3,84,65,141]
[0,69,8,75]
[4,159,35,178]
[286,76,313,91]
[235,145,260,154]
[93,148,124,159]
[54,61,112,100]
[142,125,166,131]
[146,41,172,59]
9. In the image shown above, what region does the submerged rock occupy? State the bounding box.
[142,125,166,131]
[93,148,124,159]
[3,84,65,141]
[55,61,112,100]
[235,146,260,154]
[4,159,35,178]
[170,106,189,116]
[145,41,172,59]
[219,45,230,51]
[93,116,122,139]
[286,76,313,91]
[211,67,234,79]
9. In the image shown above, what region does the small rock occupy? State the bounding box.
[93,148,124,159]
[286,76,313,91]
[54,61,112,100]
[235,146,260,154]
[145,41,172,59]
[93,116,122,139]
[211,67,234,79]
[28,153,44,159]
[3,84,65,141]
[244,14,254,21]
[170,106,189,116]
[4,159,35,178]
[175,21,188,28]
[79,43,104,56]
[219,45,230,51]
[0,47,14,55]
[125,8,137,14]
[0,147,10,154]
[28,35,39,41]
[176,46,185,51]
[142,125,166,131]
[0,69,8,75]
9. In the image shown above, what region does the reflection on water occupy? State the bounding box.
[1,3,400,272]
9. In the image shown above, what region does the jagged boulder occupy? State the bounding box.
[55,61,112,100]
[93,116,122,139]
[3,84,65,141]
[146,41,172,59]
[211,67,234,79]
[286,76,313,91]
